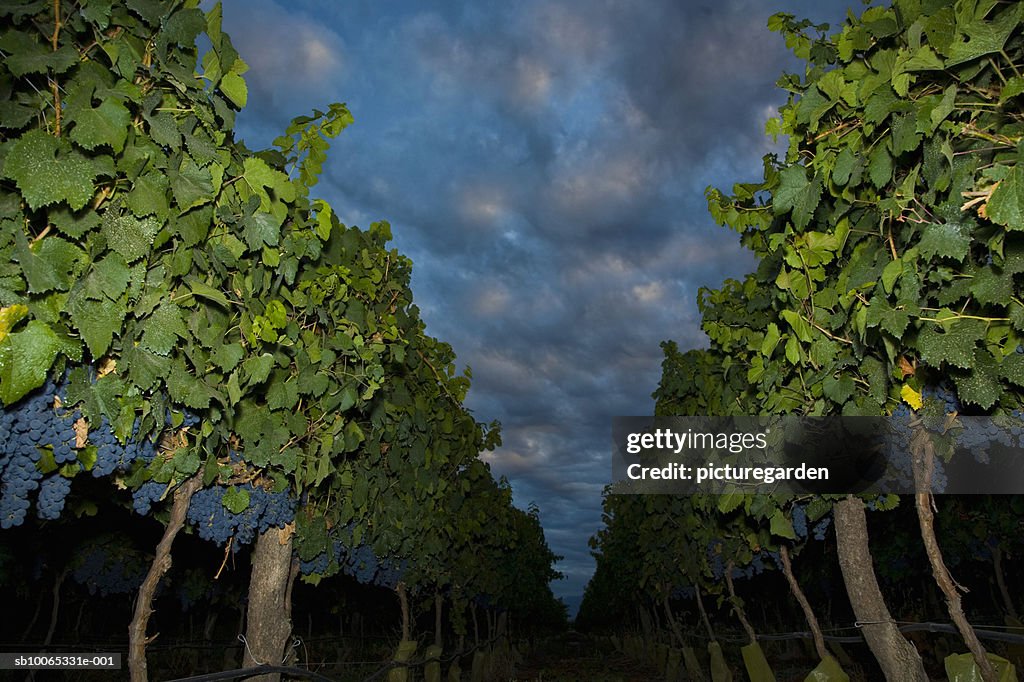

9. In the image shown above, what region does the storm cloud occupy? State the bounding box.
[220,0,853,612]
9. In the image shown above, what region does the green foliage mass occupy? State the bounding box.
[584,0,1024,626]
[0,0,565,634]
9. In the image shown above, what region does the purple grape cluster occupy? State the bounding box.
[186,483,296,550]
[298,538,406,587]
[1,381,64,527]
[1,378,168,527]
[71,538,148,596]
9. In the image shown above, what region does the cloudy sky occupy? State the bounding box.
[219,0,854,612]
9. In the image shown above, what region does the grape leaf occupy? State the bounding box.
[81,254,131,301]
[945,3,1022,67]
[127,173,169,218]
[770,510,797,540]
[211,343,244,372]
[13,232,85,293]
[221,486,250,514]
[166,361,214,409]
[918,220,972,261]
[68,294,126,357]
[969,265,1013,305]
[0,32,78,76]
[242,210,281,250]
[67,97,131,153]
[774,166,821,230]
[101,210,160,263]
[891,113,921,155]
[123,346,170,391]
[242,353,274,386]
[169,157,214,210]
[951,350,1001,408]
[140,304,187,356]
[987,165,1024,229]
[220,71,248,109]
[917,318,985,369]
[865,298,911,336]
[1001,353,1024,387]
[0,320,60,404]
[3,130,99,210]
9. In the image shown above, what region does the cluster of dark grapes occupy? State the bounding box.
[0,379,168,528]
[0,381,71,527]
[90,417,159,477]
[298,539,405,587]
[955,411,1024,464]
[132,481,167,515]
[792,504,808,539]
[811,516,832,541]
[185,484,296,550]
[71,541,148,596]
[729,549,777,580]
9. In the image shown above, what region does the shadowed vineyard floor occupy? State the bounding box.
[512,634,663,681]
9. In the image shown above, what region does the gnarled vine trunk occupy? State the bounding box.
[129,474,202,682]
[911,427,997,682]
[833,495,927,682]
[778,544,828,662]
[242,524,297,682]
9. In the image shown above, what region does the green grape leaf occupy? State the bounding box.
[774,166,821,230]
[50,208,100,239]
[242,211,281,250]
[833,148,856,186]
[123,346,170,391]
[82,254,132,301]
[166,362,214,409]
[945,3,1022,67]
[823,374,855,404]
[1011,303,1024,332]
[267,378,299,410]
[951,350,1001,408]
[242,353,274,386]
[865,299,911,337]
[0,320,60,405]
[1001,76,1024,103]
[127,173,170,218]
[68,97,131,153]
[68,294,126,358]
[0,32,78,76]
[868,143,893,188]
[987,165,1024,229]
[3,130,99,210]
[174,205,213,247]
[13,232,84,293]
[169,157,214,211]
[770,509,797,540]
[101,210,160,263]
[184,276,229,307]
[220,71,248,108]
[144,111,182,150]
[917,220,972,261]
[891,113,921,155]
[1001,352,1024,387]
[140,303,187,356]
[969,265,1013,305]
[211,343,244,372]
[221,486,250,514]
[717,491,745,514]
[917,318,985,369]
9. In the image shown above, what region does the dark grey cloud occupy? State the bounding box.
[221,0,853,611]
